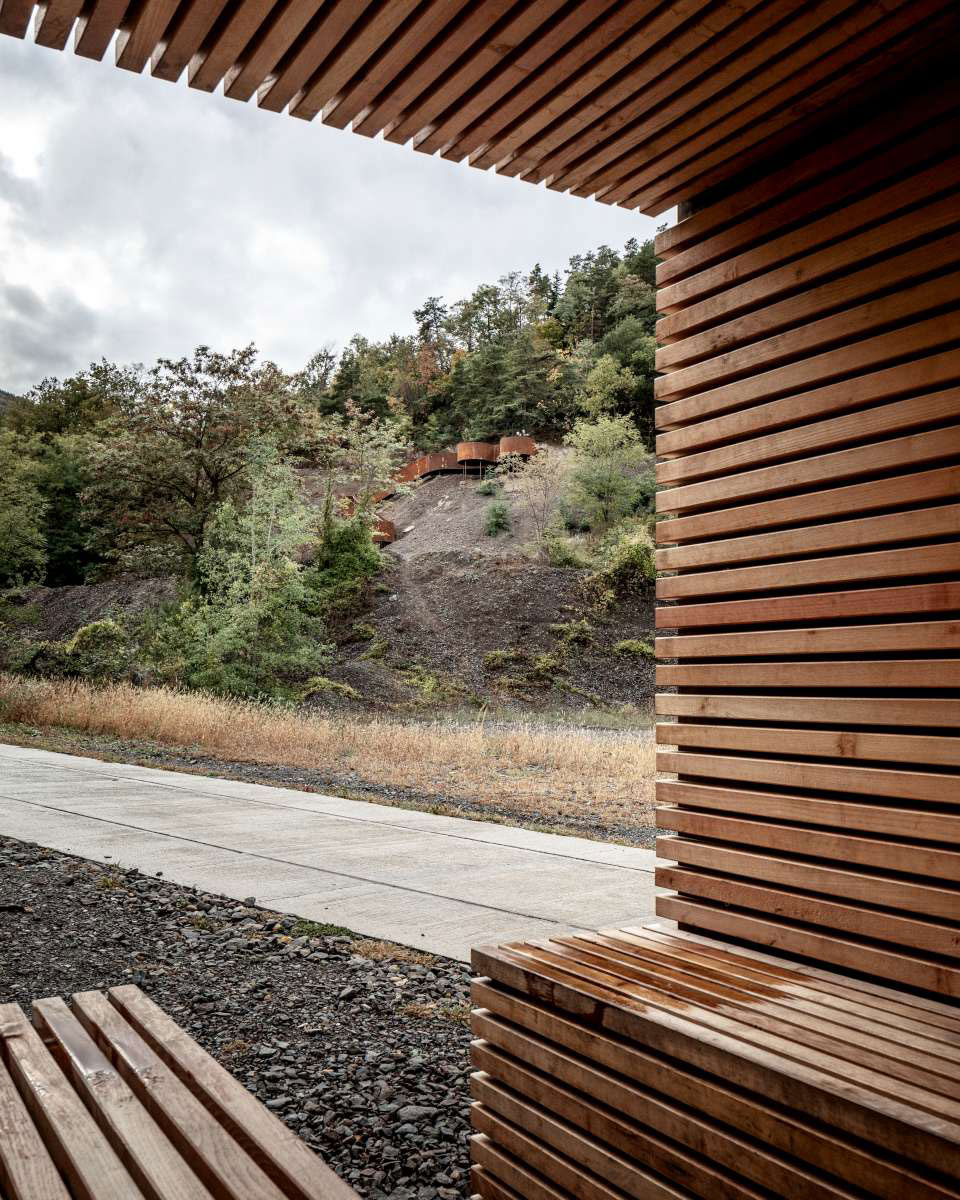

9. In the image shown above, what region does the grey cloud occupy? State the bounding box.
[0,36,660,395]
[1,282,99,387]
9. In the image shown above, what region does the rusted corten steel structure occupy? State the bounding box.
[3,2,960,1198]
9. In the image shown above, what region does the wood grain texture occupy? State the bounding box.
[2,0,958,216]
[652,77,960,999]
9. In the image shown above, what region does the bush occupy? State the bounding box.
[543,536,588,568]
[476,478,500,496]
[614,638,655,660]
[483,649,526,671]
[585,523,655,608]
[549,619,592,646]
[301,676,360,701]
[484,500,511,537]
[307,519,382,622]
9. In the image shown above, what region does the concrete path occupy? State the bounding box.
[0,743,658,961]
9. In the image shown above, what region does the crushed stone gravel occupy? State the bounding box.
[0,834,473,1200]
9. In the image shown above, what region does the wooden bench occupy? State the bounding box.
[470,926,960,1200]
[0,984,359,1200]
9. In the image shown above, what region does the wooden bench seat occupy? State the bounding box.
[0,984,359,1200]
[470,926,960,1200]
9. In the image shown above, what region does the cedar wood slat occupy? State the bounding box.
[471,981,960,1200]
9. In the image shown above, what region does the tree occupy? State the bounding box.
[84,345,303,578]
[578,354,639,418]
[153,441,332,700]
[0,432,47,585]
[565,415,651,531]
[1,361,141,438]
[501,445,570,549]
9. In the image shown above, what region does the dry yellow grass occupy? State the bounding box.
[0,674,655,828]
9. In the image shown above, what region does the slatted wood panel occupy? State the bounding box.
[0,986,358,1200]
[654,73,960,997]
[2,0,959,215]
[470,928,960,1200]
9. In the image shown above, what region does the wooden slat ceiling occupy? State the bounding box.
[1,0,957,215]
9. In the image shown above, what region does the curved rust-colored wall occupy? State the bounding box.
[456,441,498,464]
[498,435,536,458]
[341,436,537,544]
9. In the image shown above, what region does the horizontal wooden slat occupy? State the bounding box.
[655,896,960,997]
[655,870,960,973]
[654,693,960,727]
[656,271,960,404]
[656,227,960,372]
[658,391,960,486]
[473,979,960,1200]
[655,85,960,263]
[618,926,960,1025]
[545,934,960,1088]
[657,313,959,431]
[657,838,960,920]
[657,806,960,877]
[473,1071,729,1200]
[658,427,960,519]
[656,619,960,658]
[470,1039,836,1200]
[654,719,960,766]
[657,750,960,804]
[656,583,960,628]
[656,659,960,688]
[657,541,960,599]
[473,943,960,1161]
[657,155,960,318]
[657,507,960,571]
[602,0,958,212]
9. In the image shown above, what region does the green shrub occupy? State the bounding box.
[585,523,655,607]
[527,651,568,682]
[301,676,360,701]
[549,619,592,646]
[360,636,389,660]
[543,536,588,568]
[484,500,511,537]
[614,638,655,660]
[47,619,132,682]
[349,621,376,642]
[483,649,526,671]
[476,478,500,496]
[306,519,382,623]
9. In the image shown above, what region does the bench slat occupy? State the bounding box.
[472,936,960,1181]
[107,984,358,1200]
[34,994,215,1200]
[0,1002,144,1200]
[0,1052,70,1200]
[471,981,957,1200]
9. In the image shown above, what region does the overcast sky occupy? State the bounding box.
[0,36,661,395]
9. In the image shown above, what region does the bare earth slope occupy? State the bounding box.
[323,474,655,715]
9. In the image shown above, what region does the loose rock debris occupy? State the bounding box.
[0,834,473,1200]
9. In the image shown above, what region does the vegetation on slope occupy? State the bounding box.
[0,238,657,711]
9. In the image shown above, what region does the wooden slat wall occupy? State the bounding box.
[653,75,960,998]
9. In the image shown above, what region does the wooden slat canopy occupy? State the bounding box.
[1,0,958,215]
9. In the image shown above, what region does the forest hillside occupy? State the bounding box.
[0,238,657,721]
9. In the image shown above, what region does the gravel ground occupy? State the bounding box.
[0,834,473,1200]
